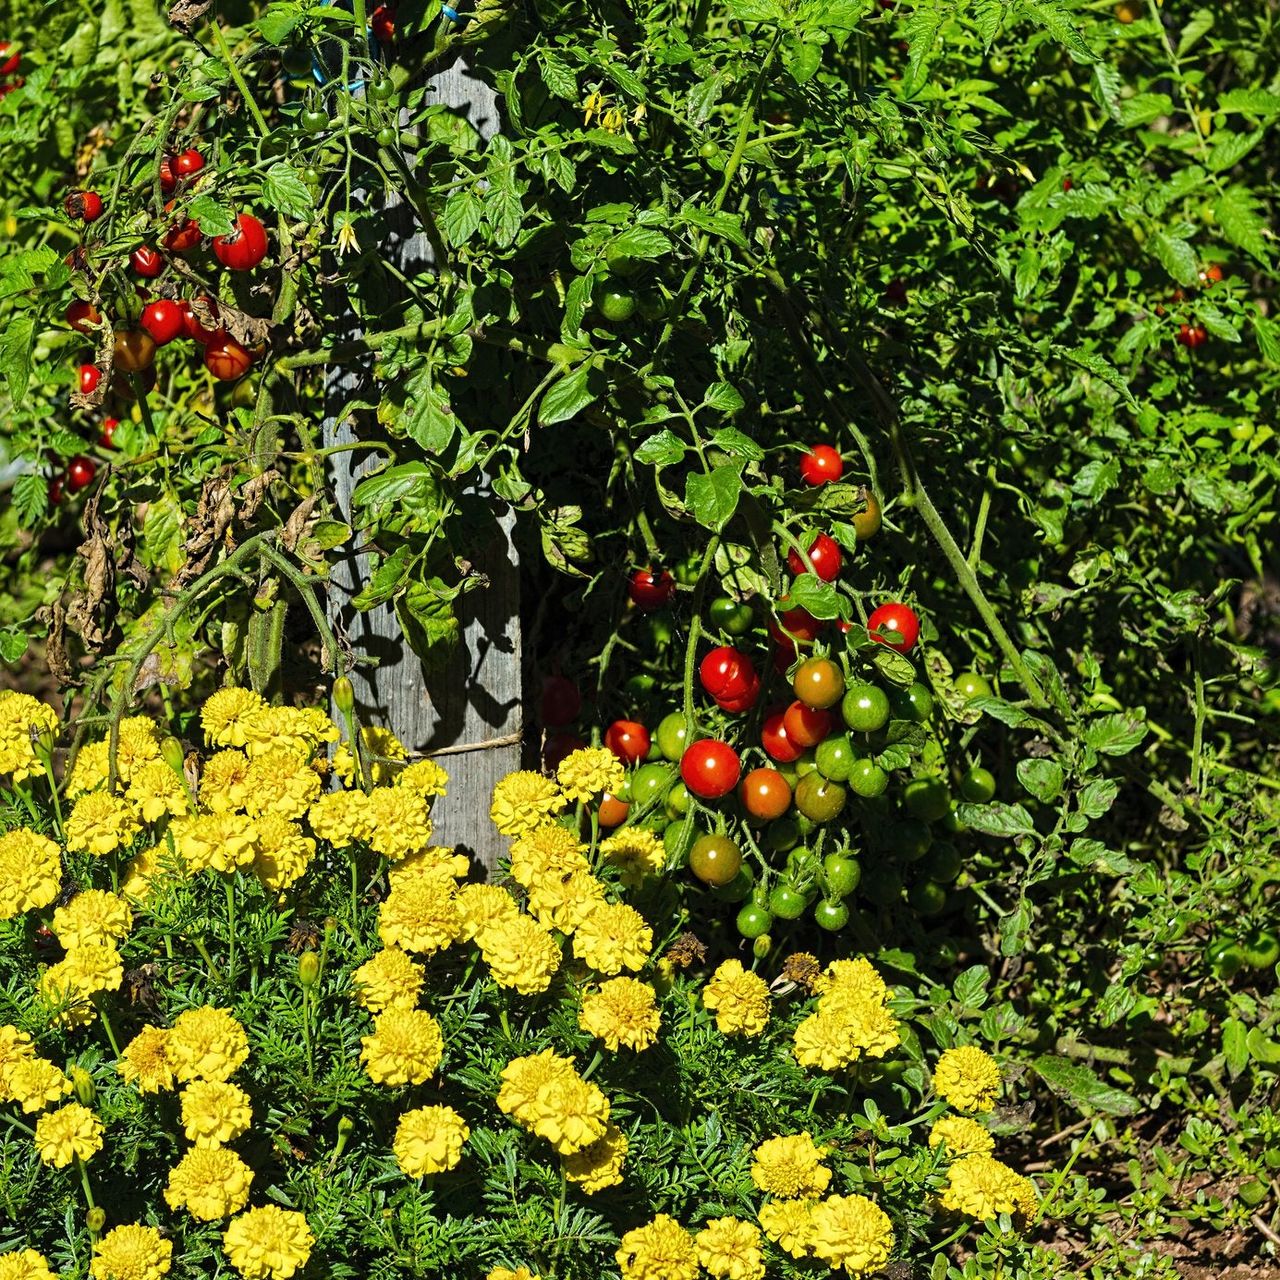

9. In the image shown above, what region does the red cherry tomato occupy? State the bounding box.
[48,476,64,507]
[78,364,102,395]
[173,148,205,178]
[158,156,177,193]
[768,606,823,648]
[66,455,97,493]
[782,699,834,749]
[1199,263,1224,285]
[543,732,585,772]
[787,533,842,582]
[605,719,651,766]
[739,767,792,821]
[628,568,676,611]
[799,445,843,487]
[204,336,254,381]
[65,301,101,334]
[64,191,104,223]
[99,418,120,450]
[140,299,184,345]
[597,792,630,828]
[371,4,396,42]
[540,676,581,727]
[0,44,21,77]
[699,646,754,700]
[716,672,761,715]
[680,739,742,799]
[182,298,222,344]
[213,213,269,271]
[866,601,920,653]
[162,204,202,252]
[1176,323,1207,349]
[113,329,157,373]
[761,708,803,762]
[130,245,165,278]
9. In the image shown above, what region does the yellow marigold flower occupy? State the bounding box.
[0,1026,36,1101]
[696,1217,764,1280]
[397,758,449,799]
[201,750,251,812]
[181,1079,252,1146]
[53,889,132,949]
[490,771,566,837]
[393,1104,469,1177]
[933,1046,1002,1113]
[562,1121,627,1193]
[65,792,140,856]
[360,1008,444,1086]
[126,759,190,823]
[616,1214,698,1280]
[222,1205,314,1280]
[171,813,258,875]
[600,828,664,886]
[386,845,469,885]
[378,866,462,955]
[497,1050,571,1119]
[90,1224,172,1280]
[165,1145,255,1220]
[808,1194,895,1276]
[245,705,337,757]
[6,1057,71,1114]
[758,1199,814,1259]
[118,1026,174,1093]
[486,1271,540,1280]
[556,747,623,805]
[366,786,435,861]
[480,914,562,995]
[508,823,588,891]
[928,1115,995,1157]
[37,959,96,1027]
[750,1132,831,1199]
[0,828,62,918]
[243,749,322,821]
[527,864,605,933]
[793,1002,901,1072]
[703,960,770,1037]
[202,688,269,750]
[0,1250,56,1280]
[168,1007,249,1083]
[252,815,316,891]
[0,691,58,783]
[34,1102,103,1166]
[66,741,110,798]
[456,883,522,944]
[332,726,407,786]
[352,947,424,1013]
[818,958,890,1005]
[120,845,182,903]
[579,978,660,1051]
[940,1153,1037,1220]
[497,1050,610,1154]
[306,788,372,846]
[572,900,652,975]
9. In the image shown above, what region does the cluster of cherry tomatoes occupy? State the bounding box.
[0,41,21,98]
[599,444,999,949]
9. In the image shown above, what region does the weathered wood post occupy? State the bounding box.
[324,56,519,874]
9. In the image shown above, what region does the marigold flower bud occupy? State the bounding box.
[298,952,321,988]
[753,934,772,960]
[34,723,57,756]
[160,736,185,773]
[87,1207,106,1235]
[72,1066,96,1105]
[334,676,355,715]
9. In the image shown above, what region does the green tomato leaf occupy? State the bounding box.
[685,467,743,531]
[539,363,598,425]
[1033,1054,1139,1116]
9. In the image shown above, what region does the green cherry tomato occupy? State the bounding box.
[1207,937,1246,981]
[793,750,821,779]
[623,673,656,700]
[959,766,997,804]
[813,898,850,931]
[665,781,692,818]
[988,53,1010,75]
[301,107,330,133]
[908,879,947,916]
[955,671,993,702]
[630,762,670,808]
[689,835,742,886]
[737,903,773,939]
[794,773,847,823]
[663,819,694,864]
[1027,78,1046,98]
[842,682,891,733]
[642,612,675,649]
[847,759,888,799]
[814,734,856,783]
[1241,928,1280,969]
[368,74,396,102]
[941,804,969,835]
[709,596,754,636]
[889,681,934,722]
[903,776,952,823]
[822,853,861,898]
[711,867,755,903]
[598,289,637,323]
[768,883,809,920]
[699,140,723,161]
[300,166,321,186]
[766,817,801,853]
[998,437,1028,470]
[375,126,398,148]
[896,818,933,862]
[922,842,962,883]
[655,712,688,762]
[861,866,904,908]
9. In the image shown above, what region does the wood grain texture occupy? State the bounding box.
[324,60,520,872]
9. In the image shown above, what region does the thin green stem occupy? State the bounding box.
[225,878,238,981]
[76,1156,97,1211]
[98,1005,122,1058]
[209,21,271,138]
